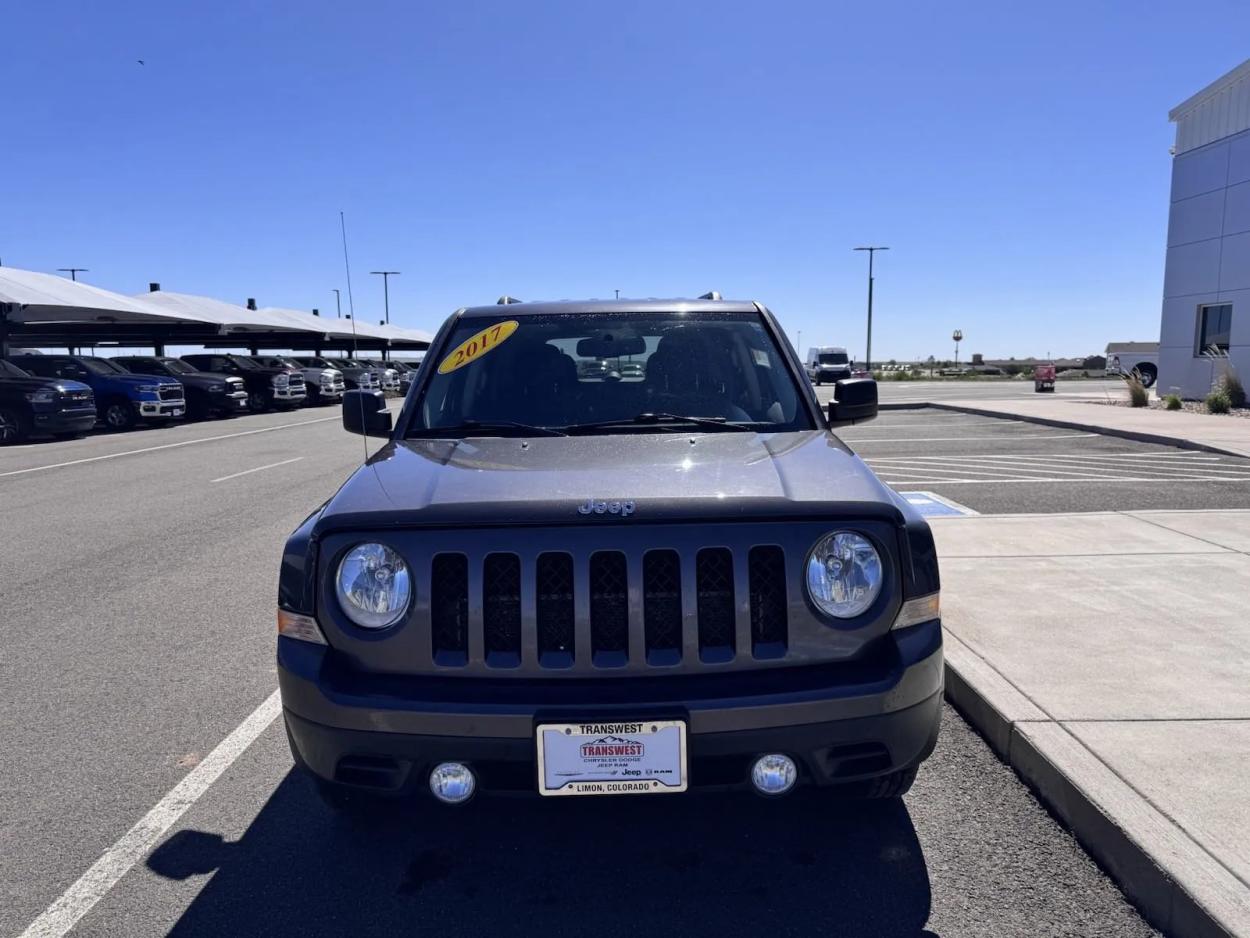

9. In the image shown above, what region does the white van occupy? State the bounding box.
[1105,342,1158,387]
[805,346,852,385]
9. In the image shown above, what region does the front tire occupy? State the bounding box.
[247,389,271,413]
[0,407,30,445]
[103,401,137,432]
[1137,364,1157,388]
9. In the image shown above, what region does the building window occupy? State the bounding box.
[1198,303,1232,353]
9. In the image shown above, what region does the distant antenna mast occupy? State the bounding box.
[341,211,369,463]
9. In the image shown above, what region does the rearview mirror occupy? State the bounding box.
[576,335,647,358]
[342,390,393,438]
[827,377,878,427]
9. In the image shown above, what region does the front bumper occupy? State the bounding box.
[280,620,943,797]
[32,407,98,433]
[273,387,307,403]
[136,400,185,420]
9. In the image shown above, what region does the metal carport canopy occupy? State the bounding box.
[0,268,213,351]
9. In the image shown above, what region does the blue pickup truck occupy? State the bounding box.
[10,354,186,430]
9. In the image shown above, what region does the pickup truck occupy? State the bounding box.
[252,355,345,406]
[180,353,306,413]
[0,359,97,444]
[290,355,377,392]
[9,354,185,430]
[113,356,248,419]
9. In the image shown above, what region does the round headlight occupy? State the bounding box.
[336,543,411,629]
[805,531,883,619]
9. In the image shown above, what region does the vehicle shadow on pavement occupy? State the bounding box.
[149,771,937,937]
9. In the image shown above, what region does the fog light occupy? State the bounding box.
[429,762,476,804]
[750,754,797,796]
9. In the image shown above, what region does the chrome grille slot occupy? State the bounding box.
[483,553,521,667]
[643,550,682,666]
[696,548,736,662]
[536,553,575,668]
[430,553,469,666]
[589,551,628,667]
[749,546,787,657]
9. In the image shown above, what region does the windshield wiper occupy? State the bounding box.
[408,419,568,438]
[563,412,753,433]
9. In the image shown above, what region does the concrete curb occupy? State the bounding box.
[925,401,1247,459]
[942,636,1243,938]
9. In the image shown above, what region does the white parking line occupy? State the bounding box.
[210,457,304,484]
[867,454,1250,481]
[874,476,1250,486]
[848,432,1097,444]
[17,691,282,938]
[0,416,340,479]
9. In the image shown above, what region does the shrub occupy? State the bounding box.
[1126,377,1149,407]
[1206,389,1231,414]
[1163,393,1183,411]
[1221,370,1246,408]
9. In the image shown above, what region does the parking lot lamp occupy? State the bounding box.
[332,288,341,316]
[370,271,400,324]
[57,267,89,282]
[953,329,963,368]
[853,246,888,372]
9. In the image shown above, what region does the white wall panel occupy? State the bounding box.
[1167,189,1225,245]
[1163,239,1222,297]
[1229,132,1250,186]
[1159,294,1214,348]
[1219,231,1250,291]
[1224,181,1250,237]
[1171,142,1230,201]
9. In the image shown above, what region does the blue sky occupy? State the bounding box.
[3,0,1250,360]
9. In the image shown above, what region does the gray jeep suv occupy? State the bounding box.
[277,297,942,812]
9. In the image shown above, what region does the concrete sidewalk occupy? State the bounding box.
[933,510,1250,937]
[931,396,1250,459]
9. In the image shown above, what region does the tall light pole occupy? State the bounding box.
[853,246,889,372]
[952,329,963,368]
[370,271,400,324]
[332,288,341,317]
[58,267,89,281]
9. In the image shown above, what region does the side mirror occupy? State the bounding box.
[827,377,878,427]
[342,389,393,438]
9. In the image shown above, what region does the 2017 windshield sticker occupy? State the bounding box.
[437,320,519,374]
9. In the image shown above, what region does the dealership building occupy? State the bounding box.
[1159,58,1250,398]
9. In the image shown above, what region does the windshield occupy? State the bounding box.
[82,358,128,375]
[227,355,263,371]
[818,352,848,365]
[410,312,810,435]
[159,359,196,375]
[0,360,31,378]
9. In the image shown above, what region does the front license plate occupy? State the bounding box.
[536,720,687,796]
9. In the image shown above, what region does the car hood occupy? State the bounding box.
[0,376,93,394]
[174,372,238,389]
[106,373,180,387]
[317,430,905,531]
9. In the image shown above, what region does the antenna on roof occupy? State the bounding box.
[699,291,722,301]
[341,211,369,464]
[496,295,522,305]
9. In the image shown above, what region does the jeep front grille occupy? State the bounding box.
[536,553,575,666]
[430,553,468,665]
[483,553,521,666]
[424,542,789,671]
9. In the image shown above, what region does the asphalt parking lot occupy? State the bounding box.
[829,408,1250,515]
[1,406,1158,937]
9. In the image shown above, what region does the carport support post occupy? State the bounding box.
[0,304,10,359]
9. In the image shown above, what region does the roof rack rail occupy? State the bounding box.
[698,291,722,301]
[496,295,522,305]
